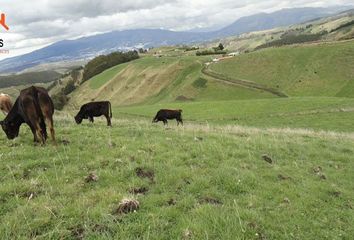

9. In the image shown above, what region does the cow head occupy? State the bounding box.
[74,114,83,124]
[0,119,20,139]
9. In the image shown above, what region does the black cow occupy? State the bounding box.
[152,109,183,125]
[75,101,112,126]
[0,86,55,144]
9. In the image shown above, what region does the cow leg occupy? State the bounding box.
[45,117,56,144]
[89,116,94,123]
[163,119,168,125]
[105,114,112,126]
[36,123,46,145]
[29,125,39,143]
[31,122,45,145]
[179,118,183,126]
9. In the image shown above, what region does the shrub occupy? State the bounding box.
[51,91,68,110]
[62,80,76,95]
[192,78,207,88]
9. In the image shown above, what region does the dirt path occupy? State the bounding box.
[202,65,288,98]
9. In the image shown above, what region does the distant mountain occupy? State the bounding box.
[0,6,352,73]
[211,7,347,38]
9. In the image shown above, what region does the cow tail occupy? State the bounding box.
[109,101,112,118]
[31,87,47,140]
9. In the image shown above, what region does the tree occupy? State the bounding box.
[218,43,224,51]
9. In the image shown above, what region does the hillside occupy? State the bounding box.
[62,39,354,134]
[209,40,354,97]
[0,7,350,73]
[66,56,275,108]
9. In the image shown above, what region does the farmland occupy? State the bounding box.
[1,21,354,240]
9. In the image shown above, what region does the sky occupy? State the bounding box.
[0,0,353,60]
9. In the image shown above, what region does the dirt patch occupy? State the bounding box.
[69,225,85,240]
[129,186,148,195]
[175,95,194,101]
[247,222,267,240]
[278,174,291,180]
[135,167,155,182]
[262,154,273,164]
[199,196,223,205]
[167,198,177,206]
[182,229,192,240]
[60,139,70,145]
[329,191,341,197]
[19,190,42,200]
[313,166,326,180]
[91,223,111,233]
[85,173,99,183]
[113,198,140,215]
[184,178,191,185]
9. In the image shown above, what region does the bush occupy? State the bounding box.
[196,50,227,56]
[51,91,68,110]
[192,78,207,88]
[62,80,76,95]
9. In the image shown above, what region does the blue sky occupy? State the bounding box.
[0,0,353,60]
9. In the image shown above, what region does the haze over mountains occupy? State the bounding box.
[0,6,352,73]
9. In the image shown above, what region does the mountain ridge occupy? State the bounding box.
[0,6,352,73]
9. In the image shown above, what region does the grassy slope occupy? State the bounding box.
[0,117,353,239]
[67,56,274,108]
[210,40,354,97]
[0,82,53,100]
[115,97,354,132]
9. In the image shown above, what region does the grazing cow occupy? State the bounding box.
[0,93,12,115]
[75,101,112,126]
[0,86,55,144]
[152,109,183,125]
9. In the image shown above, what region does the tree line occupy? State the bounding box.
[82,51,139,82]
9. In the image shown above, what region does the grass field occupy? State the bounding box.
[210,40,354,97]
[0,115,353,239]
[2,29,354,239]
[114,97,354,132]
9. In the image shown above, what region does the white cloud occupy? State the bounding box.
[0,0,353,60]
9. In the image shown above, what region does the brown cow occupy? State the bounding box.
[0,86,55,144]
[0,93,12,115]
